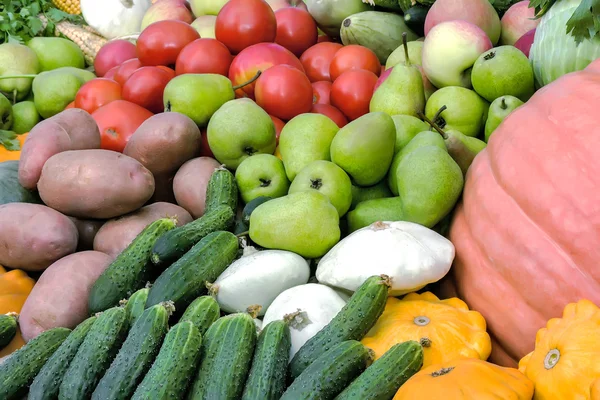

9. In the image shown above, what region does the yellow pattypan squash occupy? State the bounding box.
[0,265,35,358]
[394,357,534,400]
[361,291,491,368]
[519,299,600,400]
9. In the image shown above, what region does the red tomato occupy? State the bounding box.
[215,0,277,55]
[74,78,122,114]
[329,45,381,81]
[156,66,176,79]
[229,43,304,99]
[312,81,331,104]
[299,42,343,82]
[92,100,154,153]
[310,103,347,128]
[175,39,232,76]
[270,115,285,143]
[94,40,137,77]
[255,65,313,121]
[274,8,318,57]
[122,67,172,113]
[137,20,200,66]
[330,69,378,121]
[104,65,120,80]
[317,35,333,43]
[199,128,214,158]
[65,101,76,109]
[114,59,143,86]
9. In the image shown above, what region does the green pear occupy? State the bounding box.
[288,160,352,217]
[235,154,290,204]
[485,95,524,142]
[207,98,276,170]
[396,145,464,228]
[425,87,489,137]
[190,0,230,16]
[350,180,392,210]
[32,67,95,119]
[392,114,430,153]
[11,101,40,134]
[27,37,85,71]
[330,112,395,187]
[249,191,340,258]
[370,34,425,118]
[0,93,13,130]
[385,40,424,69]
[279,113,339,181]
[346,196,404,233]
[0,43,40,102]
[387,130,446,195]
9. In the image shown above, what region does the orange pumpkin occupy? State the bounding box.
[0,265,35,358]
[0,132,28,162]
[442,58,600,367]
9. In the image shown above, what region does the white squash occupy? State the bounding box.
[81,0,152,40]
[262,283,347,359]
[316,221,455,296]
[211,246,310,317]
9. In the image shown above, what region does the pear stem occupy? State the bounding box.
[0,75,37,80]
[418,107,448,140]
[402,32,411,67]
[232,70,262,91]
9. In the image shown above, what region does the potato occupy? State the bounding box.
[123,112,201,176]
[38,149,155,219]
[173,157,221,219]
[18,251,113,342]
[0,203,78,271]
[18,109,100,190]
[68,217,105,251]
[149,173,176,204]
[93,202,193,258]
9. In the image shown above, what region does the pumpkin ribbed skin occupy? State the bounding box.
[444,58,600,367]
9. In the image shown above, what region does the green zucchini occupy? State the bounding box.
[242,320,291,400]
[91,302,173,400]
[88,218,177,314]
[242,196,272,225]
[289,275,390,379]
[29,317,97,400]
[187,312,257,400]
[204,166,238,214]
[0,312,17,349]
[150,204,235,265]
[123,287,150,326]
[335,341,424,400]
[179,295,221,336]
[58,307,129,400]
[131,321,202,400]
[0,327,71,400]
[0,161,43,206]
[281,340,372,400]
[146,231,239,312]
[404,4,429,37]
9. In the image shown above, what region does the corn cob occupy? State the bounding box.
[52,0,81,15]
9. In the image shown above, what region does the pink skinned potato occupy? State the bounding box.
[18,109,101,190]
[19,251,113,342]
[173,156,222,219]
[93,202,192,258]
[0,203,78,271]
[68,217,106,251]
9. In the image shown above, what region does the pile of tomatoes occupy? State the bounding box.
[72,0,384,153]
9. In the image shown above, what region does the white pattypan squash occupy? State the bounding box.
[81,0,152,39]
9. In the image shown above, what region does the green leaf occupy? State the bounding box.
[565,0,600,44]
[28,16,43,35]
[0,130,21,151]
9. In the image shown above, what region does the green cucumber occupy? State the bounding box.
[404,4,429,37]
[289,275,390,379]
[91,302,173,400]
[0,313,17,349]
[242,320,291,400]
[146,231,239,312]
[335,341,424,399]
[88,218,177,314]
[180,296,221,336]
[0,327,71,400]
[187,312,257,400]
[58,307,129,400]
[151,205,235,265]
[123,287,150,326]
[131,321,202,400]
[29,317,97,400]
[281,340,372,400]
[205,166,238,214]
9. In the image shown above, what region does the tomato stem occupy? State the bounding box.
[232,70,262,91]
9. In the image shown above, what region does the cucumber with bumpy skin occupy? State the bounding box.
[180,296,220,336]
[123,287,150,325]
[0,313,17,349]
[205,166,238,214]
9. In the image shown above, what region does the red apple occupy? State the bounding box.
[310,104,347,128]
[266,0,307,12]
[94,40,137,77]
[500,1,539,45]
[514,28,536,58]
[141,0,194,31]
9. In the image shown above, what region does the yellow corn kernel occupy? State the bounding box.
[52,0,81,15]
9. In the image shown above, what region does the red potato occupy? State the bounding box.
[93,202,192,258]
[18,109,101,190]
[38,150,155,219]
[0,203,79,271]
[68,217,106,251]
[19,251,113,342]
[173,157,221,219]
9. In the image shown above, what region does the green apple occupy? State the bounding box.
[189,0,229,16]
[484,95,524,142]
[191,15,217,38]
[425,86,489,137]
[385,41,424,69]
[288,160,352,217]
[235,154,290,204]
[471,45,535,102]
[11,101,40,134]
[0,93,13,130]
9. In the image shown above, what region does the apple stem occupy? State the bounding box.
[0,74,38,80]
[418,107,448,140]
[402,32,411,67]
[233,70,262,91]
[500,98,507,110]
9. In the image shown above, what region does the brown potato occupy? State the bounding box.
[93,202,193,258]
[173,156,221,219]
[0,203,78,271]
[68,217,106,251]
[18,109,100,190]
[19,251,113,342]
[38,149,155,219]
[123,112,201,176]
[149,173,176,204]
